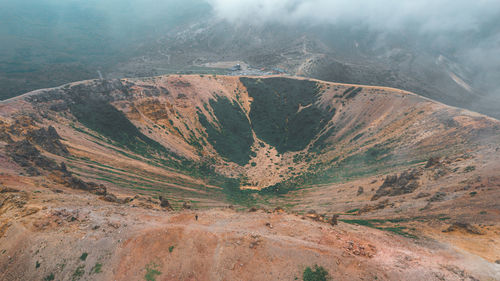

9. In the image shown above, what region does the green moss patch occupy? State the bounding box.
[241,77,335,154]
[69,99,170,158]
[198,97,253,165]
[303,265,329,281]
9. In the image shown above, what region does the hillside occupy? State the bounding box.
[0,75,499,280]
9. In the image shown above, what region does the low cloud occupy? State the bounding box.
[206,0,500,32]
[206,0,500,106]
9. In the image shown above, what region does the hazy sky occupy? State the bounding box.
[206,0,500,97]
[206,0,500,32]
[1,0,498,102]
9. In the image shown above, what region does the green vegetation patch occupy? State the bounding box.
[198,96,253,165]
[345,208,359,214]
[79,252,88,261]
[91,263,103,274]
[464,165,476,172]
[144,263,162,281]
[241,77,335,154]
[69,99,171,158]
[43,273,55,281]
[345,87,362,99]
[72,265,85,281]
[303,265,329,281]
[341,219,418,239]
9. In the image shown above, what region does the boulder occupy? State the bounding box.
[182,201,192,210]
[371,169,421,200]
[357,186,364,196]
[159,196,173,210]
[330,214,339,226]
[273,207,285,213]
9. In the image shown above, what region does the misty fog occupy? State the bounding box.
[0,0,499,118]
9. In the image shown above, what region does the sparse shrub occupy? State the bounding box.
[303,265,329,281]
[469,191,477,197]
[91,263,103,274]
[346,208,359,214]
[464,166,476,172]
[168,246,175,253]
[79,252,88,261]
[72,265,85,281]
[145,263,162,281]
[43,273,55,281]
[251,162,257,167]
[36,261,41,268]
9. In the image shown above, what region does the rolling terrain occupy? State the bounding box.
[0,75,499,280]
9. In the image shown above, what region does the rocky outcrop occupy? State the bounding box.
[330,214,339,226]
[102,193,132,204]
[357,186,364,196]
[0,130,13,143]
[358,199,393,214]
[6,140,60,175]
[304,210,339,226]
[61,174,107,195]
[428,192,446,202]
[6,139,107,196]
[182,201,192,210]
[159,196,173,210]
[371,169,421,200]
[425,156,441,168]
[443,222,483,235]
[26,126,69,156]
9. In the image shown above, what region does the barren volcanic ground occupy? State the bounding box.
[0,75,499,280]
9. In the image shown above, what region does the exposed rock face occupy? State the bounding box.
[414,192,431,199]
[103,193,132,204]
[26,126,69,156]
[104,194,119,203]
[6,139,106,195]
[6,140,60,174]
[428,192,446,202]
[159,196,173,210]
[62,174,107,195]
[371,169,421,201]
[357,186,364,196]
[425,156,441,168]
[330,214,339,226]
[443,222,483,235]
[358,199,394,214]
[0,189,28,218]
[0,131,13,143]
